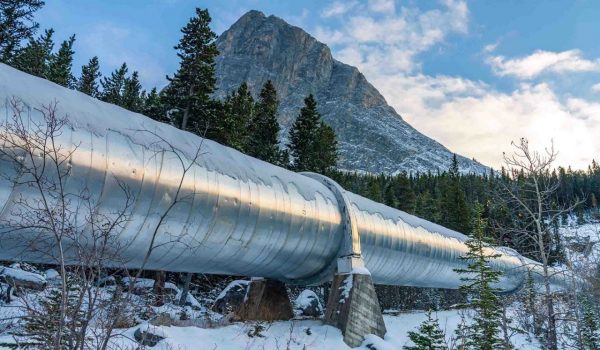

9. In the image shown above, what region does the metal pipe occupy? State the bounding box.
[0,64,569,291]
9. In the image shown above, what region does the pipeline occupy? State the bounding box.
[0,64,569,292]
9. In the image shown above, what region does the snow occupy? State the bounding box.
[351,266,371,275]
[216,280,250,301]
[0,267,45,283]
[44,269,60,280]
[294,290,318,309]
[340,274,353,302]
[122,277,179,293]
[99,309,540,350]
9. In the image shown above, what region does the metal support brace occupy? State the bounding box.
[300,172,364,274]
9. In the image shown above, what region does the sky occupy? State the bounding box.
[36,0,600,170]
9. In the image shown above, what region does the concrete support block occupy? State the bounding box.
[235,278,294,322]
[325,270,386,347]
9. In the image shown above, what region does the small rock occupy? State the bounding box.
[212,280,249,314]
[0,267,46,292]
[9,262,40,274]
[96,275,116,287]
[150,312,175,327]
[134,326,165,347]
[121,277,179,296]
[44,269,60,280]
[294,290,323,317]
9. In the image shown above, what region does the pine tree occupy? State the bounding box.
[522,269,540,335]
[122,70,143,112]
[47,34,75,87]
[77,56,101,97]
[384,182,398,208]
[248,80,282,164]
[391,174,416,212]
[24,277,86,349]
[442,154,470,233]
[317,121,337,173]
[100,62,128,105]
[142,87,167,122]
[222,82,253,151]
[11,27,53,78]
[454,202,505,350]
[0,0,45,62]
[289,94,320,171]
[415,190,440,223]
[581,297,600,350]
[404,309,447,350]
[164,7,218,133]
[288,94,337,173]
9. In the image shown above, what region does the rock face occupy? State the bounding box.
[212,280,250,314]
[215,10,488,175]
[294,290,323,318]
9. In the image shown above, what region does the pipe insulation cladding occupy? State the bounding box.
[0,64,569,292]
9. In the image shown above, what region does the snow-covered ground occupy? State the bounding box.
[1,221,597,349]
[0,291,539,350]
[103,309,539,350]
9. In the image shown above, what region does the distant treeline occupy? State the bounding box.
[329,157,600,265]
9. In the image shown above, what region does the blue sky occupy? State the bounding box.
[36,0,600,169]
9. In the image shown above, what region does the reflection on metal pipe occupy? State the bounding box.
[0,64,569,292]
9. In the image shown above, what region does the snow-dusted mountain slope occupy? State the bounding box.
[215,10,488,175]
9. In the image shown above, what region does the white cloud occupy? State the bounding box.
[312,1,599,169]
[487,49,600,79]
[482,42,498,54]
[592,83,600,92]
[321,1,358,18]
[367,0,396,13]
[313,0,469,74]
[371,73,600,169]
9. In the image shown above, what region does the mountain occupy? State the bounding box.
[214,10,488,175]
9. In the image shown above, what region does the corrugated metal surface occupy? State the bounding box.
[0,63,568,291]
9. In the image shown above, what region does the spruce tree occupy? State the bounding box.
[404,309,447,350]
[222,82,253,151]
[454,202,505,350]
[248,80,282,164]
[317,120,337,173]
[100,62,128,105]
[47,34,75,87]
[288,94,337,173]
[415,190,440,223]
[391,174,416,212]
[77,56,101,97]
[442,154,470,233]
[384,182,398,208]
[581,297,600,350]
[289,94,320,171]
[122,70,143,112]
[142,87,167,122]
[24,277,86,349]
[0,0,45,62]
[164,7,218,132]
[11,27,53,78]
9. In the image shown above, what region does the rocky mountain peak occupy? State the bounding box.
[215,11,488,175]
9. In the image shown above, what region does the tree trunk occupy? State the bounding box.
[181,106,190,131]
[178,272,193,306]
[546,295,558,350]
[153,271,166,306]
[180,86,194,131]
